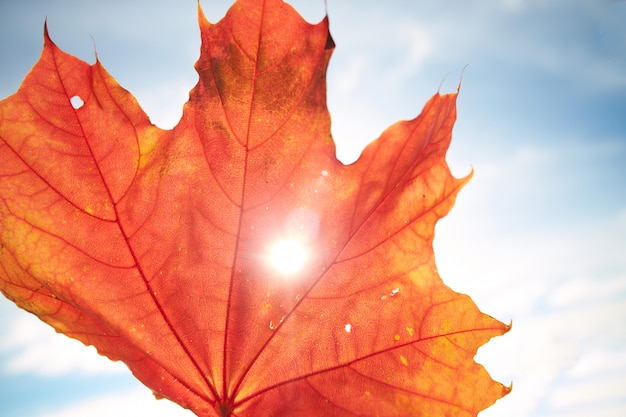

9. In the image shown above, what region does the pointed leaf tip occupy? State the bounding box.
[43,19,50,41]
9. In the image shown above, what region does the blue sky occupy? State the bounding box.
[1,0,625,416]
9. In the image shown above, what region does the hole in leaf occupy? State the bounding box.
[70,95,84,109]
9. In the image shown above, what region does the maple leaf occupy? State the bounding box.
[0,0,509,416]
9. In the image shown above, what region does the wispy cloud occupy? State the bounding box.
[34,387,194,417]
[0,301,126,377]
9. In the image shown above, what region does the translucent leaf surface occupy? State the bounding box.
[0,0,509,415]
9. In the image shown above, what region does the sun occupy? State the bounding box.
[269,239,308,275]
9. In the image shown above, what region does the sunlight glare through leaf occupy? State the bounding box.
[269,239,308,274]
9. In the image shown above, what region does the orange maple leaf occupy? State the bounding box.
[0,0,509,416]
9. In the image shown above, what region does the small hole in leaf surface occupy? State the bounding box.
[70,95,84,109]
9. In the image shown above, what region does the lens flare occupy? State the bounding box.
[269,239,308,274]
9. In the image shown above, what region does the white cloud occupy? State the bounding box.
[0,302,126,376]
[382,23,432,86]
[35,387,195,417]
[331,56,366,96]
[498,0,527,14]
[549,405,626,417]
[567,348,626,380]
[548,373,626,412]
[475,298,626,417]
[434,134,626,417]
[547,274,626,309]
[415,0,626,90]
